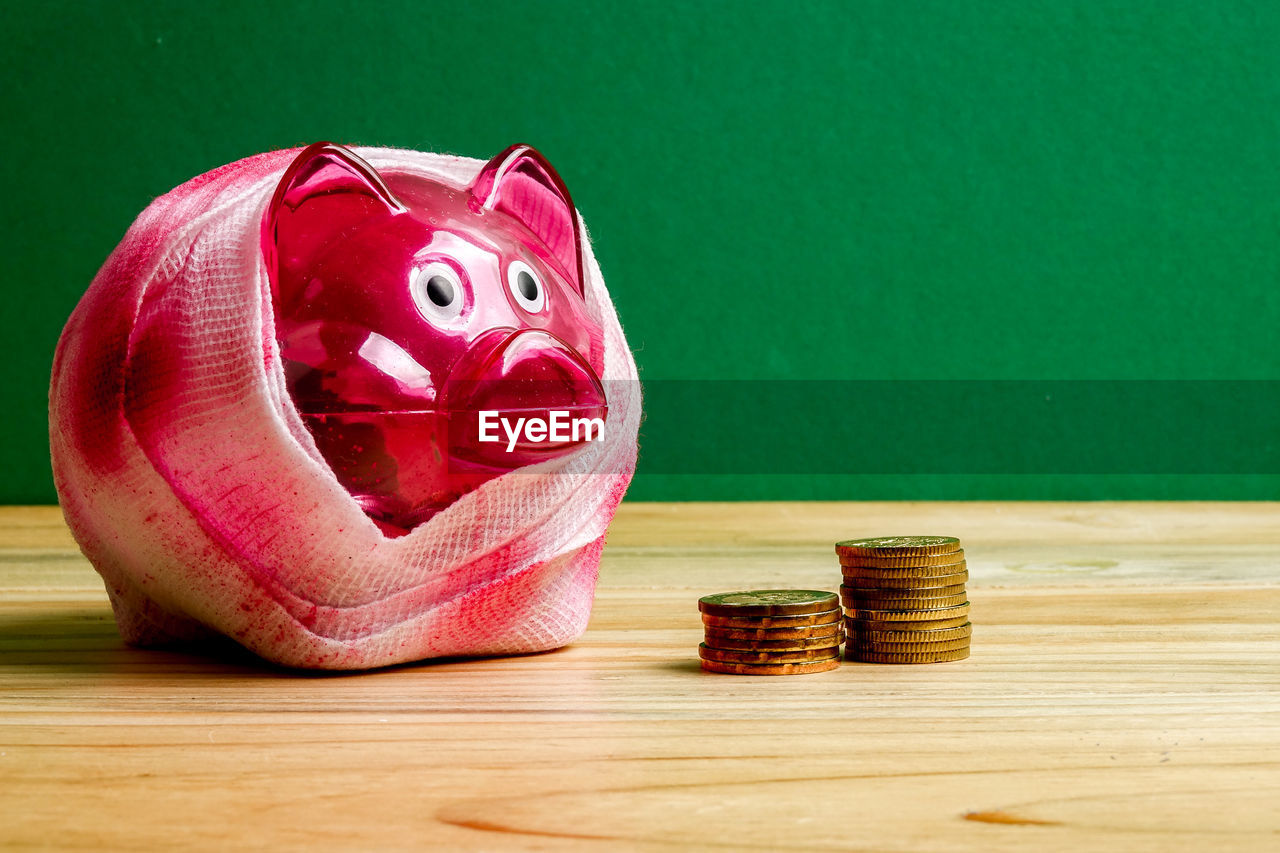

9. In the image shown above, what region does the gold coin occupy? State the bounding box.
[838,569,968,589]
[702,608,842,629]
[846,637,971,654]
[699,589,838,617]
[844,621,973,643]
[838,550,966,568]
[847,614,972,631]
[703,622,842,642]
[835,536,961,558]
[865,615,972,631]
[846,647,971,664]
[698,644,843,664]
[841,591,969,610]
[701,633,843,651]
[840,583,967,600]
[839,559,968,576]
[844,602,970,622]
[700,657,842,676]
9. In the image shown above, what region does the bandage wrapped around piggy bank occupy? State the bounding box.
[49,142,640,669]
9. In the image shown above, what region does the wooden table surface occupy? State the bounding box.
[2,502,1278,851]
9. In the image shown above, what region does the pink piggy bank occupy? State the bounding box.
[50,143,639,669]
[266,142,609,535]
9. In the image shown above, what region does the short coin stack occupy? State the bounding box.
[698,590,842,675]
[836,536,971,663]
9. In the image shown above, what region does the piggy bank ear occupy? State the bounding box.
[469,145,584,296]
[263,142,405,293]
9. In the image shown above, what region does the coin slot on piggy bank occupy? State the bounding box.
[263,142,608,536]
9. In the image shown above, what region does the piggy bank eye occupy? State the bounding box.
[411,263,465,323]
[507,260,546,314]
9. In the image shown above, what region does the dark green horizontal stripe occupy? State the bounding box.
[630,381,1280,475]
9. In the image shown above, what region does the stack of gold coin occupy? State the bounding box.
[836,536,971,663]
[697,590,842,675]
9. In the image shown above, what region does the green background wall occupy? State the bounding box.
[4,0,1278,502]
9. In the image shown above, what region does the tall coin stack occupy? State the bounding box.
[836,537,972,663]
[698,590,842,675]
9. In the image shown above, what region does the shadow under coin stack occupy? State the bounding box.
[698,590,842,675]
[836,537,972,663]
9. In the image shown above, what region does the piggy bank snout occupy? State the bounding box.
[444,328,607,465]
[445,327,606,417]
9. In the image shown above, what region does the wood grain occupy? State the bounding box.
[1,503,1278,851]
